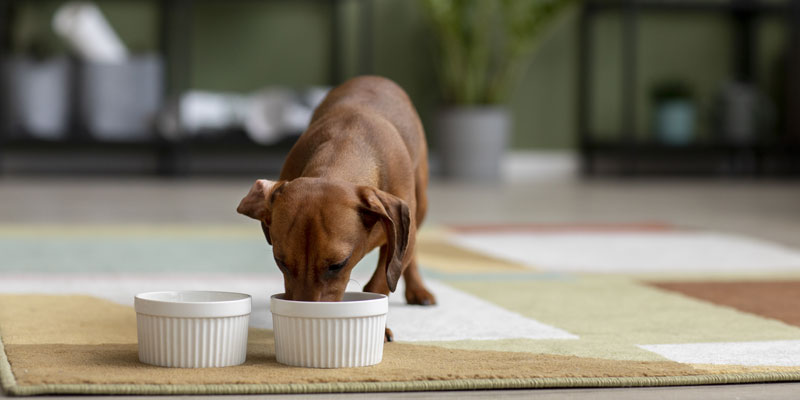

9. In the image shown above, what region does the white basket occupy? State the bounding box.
[271,292,388,368]
[135,291,251,368]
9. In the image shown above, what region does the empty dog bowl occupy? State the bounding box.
[135,291,251,368]
[270,292,388,368]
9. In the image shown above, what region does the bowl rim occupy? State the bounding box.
[270,292,388,318]
[135,290,252,318]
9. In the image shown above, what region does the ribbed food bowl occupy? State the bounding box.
[135,291,251,368]
[270,292,388,368]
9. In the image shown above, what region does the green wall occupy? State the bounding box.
[191,1,333,91]
[10,0,789,150]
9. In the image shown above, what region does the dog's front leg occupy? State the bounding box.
[403,251,436,306]
[363,245,394,342]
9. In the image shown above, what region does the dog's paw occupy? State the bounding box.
[405,285,437,306]
[385,327,394,343]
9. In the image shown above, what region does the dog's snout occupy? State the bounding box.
[284,284,345,302]
[285,287,322,302]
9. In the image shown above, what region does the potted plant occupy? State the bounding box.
[420,0,573,180]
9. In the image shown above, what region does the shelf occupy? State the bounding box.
[588,0,789,14]
[585,140,800,152]
[174,130,301,150]
[582,140,800,176]
[0,136,164,150]
[0,130,301,151]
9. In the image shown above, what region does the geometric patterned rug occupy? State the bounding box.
[3,223,800,395]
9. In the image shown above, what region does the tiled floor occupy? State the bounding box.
[1,175,799,399]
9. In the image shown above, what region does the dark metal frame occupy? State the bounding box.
[0,0,370,176]
[578,0,800,176]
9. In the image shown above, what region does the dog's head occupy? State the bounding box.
[237,178,410,301]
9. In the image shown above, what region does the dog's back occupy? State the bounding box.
[280,76,427,190]
[314,76,425,161]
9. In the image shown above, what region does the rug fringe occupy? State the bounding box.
[5,373,800,396]
[0,335,19,396]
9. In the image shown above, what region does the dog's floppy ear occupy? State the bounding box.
[238,179,284,244]
[237,179,277,220]
[358,187,411,292]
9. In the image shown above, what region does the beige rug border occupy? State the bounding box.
[4,336,800,396]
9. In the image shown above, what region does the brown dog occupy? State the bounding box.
[237,76,435,341]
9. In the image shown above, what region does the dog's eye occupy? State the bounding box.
[328,260,348,273]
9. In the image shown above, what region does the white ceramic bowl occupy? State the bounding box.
[134,291,251,368]
[270,292,388,368]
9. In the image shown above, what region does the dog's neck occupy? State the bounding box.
[299,140,381,188]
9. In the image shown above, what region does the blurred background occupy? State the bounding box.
[0,0,797,178]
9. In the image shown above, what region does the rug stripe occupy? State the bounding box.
[639,340,800,367]
[448,222,675,233]
[448,277,800,355]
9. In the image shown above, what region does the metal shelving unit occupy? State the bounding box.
[0,0,371,176]
[578,0,800,176]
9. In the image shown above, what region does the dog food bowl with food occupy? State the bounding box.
[270,292,388,368]
[134,291,251,368]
